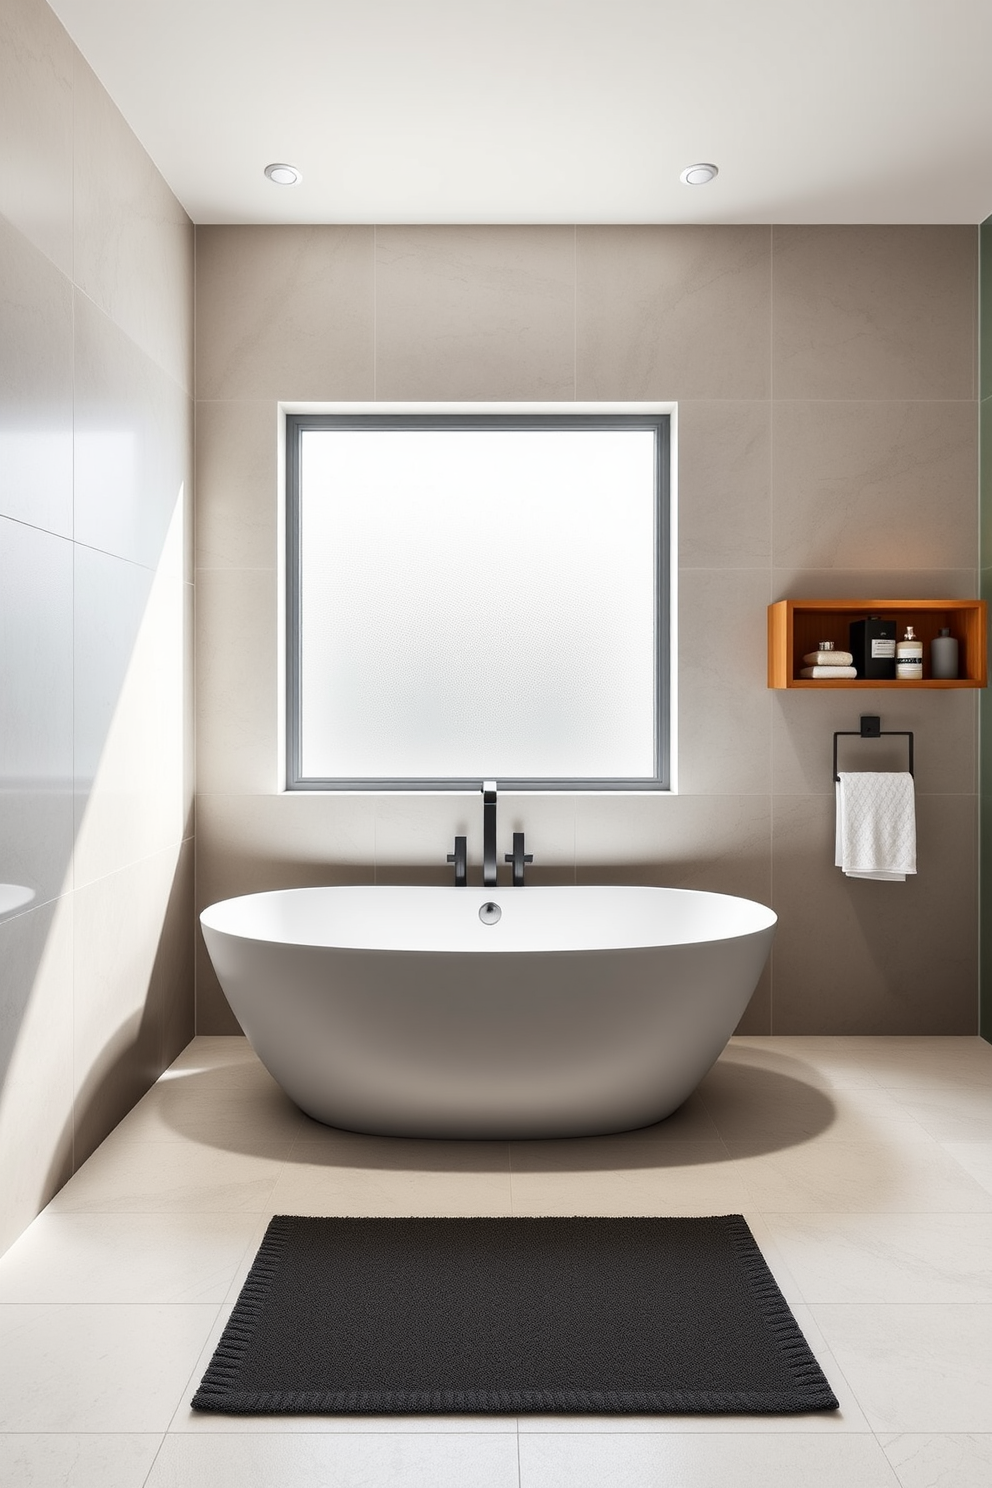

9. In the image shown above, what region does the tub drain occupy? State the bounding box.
[479,901,502,925]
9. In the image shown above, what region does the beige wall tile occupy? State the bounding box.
[771,566,979,601]
[772,687,977,798]
[772,400,978,571]
[576,225,771,400]
[72,845,190,1166]
[195,401,278,571]
[375,225,574,400]
[677,568,773,795]
[574,793,771,892]
[73,550,187,887]
[0,0,72,273]
[73,292,192,573]
[72,54,193,391]
[770,793,977,1033]
[772,225,977,400]
[0,898,73,1256]
[678,401,771,568]
[0,215,73,535]
[195,568,279,795]
[195,226,374,401]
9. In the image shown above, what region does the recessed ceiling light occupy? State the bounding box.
[264,162,302,186]
[679,163,718,186]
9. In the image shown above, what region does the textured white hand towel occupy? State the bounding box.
[835,772,916,881]
[803,650,854,666]
[800,666,858,678]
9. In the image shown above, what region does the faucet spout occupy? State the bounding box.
[482,780,498,887]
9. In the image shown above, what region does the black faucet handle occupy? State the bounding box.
[447,835,467,887]
[505,832,533,886]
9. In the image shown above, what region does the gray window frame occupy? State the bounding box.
[285,410,671,792]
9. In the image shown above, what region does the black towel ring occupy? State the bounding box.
[833,715,914,782]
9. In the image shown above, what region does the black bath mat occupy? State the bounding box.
[191,1214,838,1415]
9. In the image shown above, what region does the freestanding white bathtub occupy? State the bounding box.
[200,885,775,1140]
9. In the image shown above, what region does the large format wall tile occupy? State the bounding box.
[375,225,574,400]
[0,215,73,535]
[772,225,977,401]
[0,0,72,273]
[0,0,195,1259]
[772,687,977,799]
[770,566,979,602]
[195,226,374,401]
[770,793,977,1033]
[0,896,73,1255]
[73,546,187,886]
[195,401,278,571]
[677,401,771,568]
[0,518,73,912]
[576,225,771,400]
[74,292,192,573]
[72,844,191,1166]
[72,54,192,390]
[772,400,978,571]
[195,568,278,796]
[676,568,773,795]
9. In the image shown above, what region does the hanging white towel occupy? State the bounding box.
[835,772,916,881]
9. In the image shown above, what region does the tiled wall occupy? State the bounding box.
[981,214,992,1043]
[195,223,979,1039]
[0,0,194,1253]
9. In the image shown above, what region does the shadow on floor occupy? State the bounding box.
[149,1042,838,1168]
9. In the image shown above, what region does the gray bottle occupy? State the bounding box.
[931,628,959,679]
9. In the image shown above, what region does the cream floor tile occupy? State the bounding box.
[269,1135,512,1217]
[0,1213,260,1303]
[836,1041,992,1092]
[728,1139,992,1212]
[942,1142,992,1195]
[885,1084,992,1142]
[167,1036,257,1070]
[728,1037,887,1088]
[0,1304,217,1431]
[810,1305,992,1432]
[517,1431,899,1486]
[47,1141,288,1213]
[508,1142,750,1217]
[113,1061,307,1147]
[0,1434,163,1488]
[518,1302,868,1434]
[879,1432,992,1488]
[701,1081,924,1146]
[763,1213,992,1304]
[147,1431,520,1486]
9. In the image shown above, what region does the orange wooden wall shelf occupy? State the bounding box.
[767,599,988,688]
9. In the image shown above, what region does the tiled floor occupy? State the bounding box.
[1,1034,992,1486]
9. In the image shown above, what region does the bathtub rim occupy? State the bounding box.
[200,882,777,956]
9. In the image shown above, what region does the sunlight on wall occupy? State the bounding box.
[0,489,188,1249]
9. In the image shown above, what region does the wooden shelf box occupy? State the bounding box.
[767,599,988,689]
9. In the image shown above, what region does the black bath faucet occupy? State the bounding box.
[446,835,467,887]
[505,832,533,888]
[483,780,498,887]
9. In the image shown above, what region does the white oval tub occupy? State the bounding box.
[200,885,776,1140]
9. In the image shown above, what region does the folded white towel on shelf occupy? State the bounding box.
[835,772,916,881]
[803,650,854,666]
[800,666,858,679]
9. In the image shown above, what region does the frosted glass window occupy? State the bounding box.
[287,414,670,789]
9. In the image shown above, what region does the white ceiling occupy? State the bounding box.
[49,0,992,225]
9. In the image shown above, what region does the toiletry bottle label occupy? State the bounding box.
[871,639,896,658]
